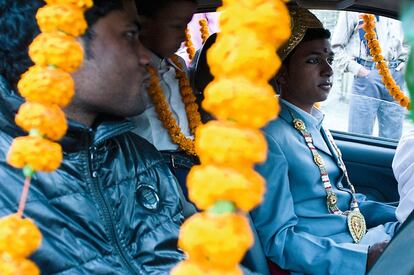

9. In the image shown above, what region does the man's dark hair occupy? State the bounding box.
[0,0,124,90]
[284,28,331,65]
[135,0,197,17]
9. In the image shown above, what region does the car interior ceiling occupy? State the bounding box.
[196,0,400,18]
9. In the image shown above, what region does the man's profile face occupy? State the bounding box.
[139,0,197,58]
[281,38,334,108]
[71,6,150,118]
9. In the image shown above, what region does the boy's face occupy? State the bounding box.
[139,0,197,58]
[279,38,334,110]
[71,6,151,118]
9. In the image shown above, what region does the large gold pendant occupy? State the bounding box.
[347,210,366,243]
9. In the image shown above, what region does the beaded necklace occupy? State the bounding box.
[289,110,366,243]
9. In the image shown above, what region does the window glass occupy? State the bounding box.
[178,10,413,142]
[313,10,413,141]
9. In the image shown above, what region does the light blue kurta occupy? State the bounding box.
[251,99,399,275]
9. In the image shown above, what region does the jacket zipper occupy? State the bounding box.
[86,144,140,275]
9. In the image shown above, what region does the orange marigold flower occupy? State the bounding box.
[195,121,267,167]
[400,96,410,108]
[0,253,40,275]
[187,165,265,211]
[15,102,68,141]
[393,90,405,101]
[7,136,63,172]
[45,0,93,10]
[373,54,384,62]
[172,261,242,275]
[203,77,279,128]
[0,215,42,258]
[18,66,74,108]
[219,2,290,46]
[36,4,87,37]
[369,46,381,56]
[29,32,84,72]
[178,213,253,269]
[364,31,376,41]
[208,31,281,81]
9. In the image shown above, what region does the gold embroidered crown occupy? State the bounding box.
[279,7,324,60]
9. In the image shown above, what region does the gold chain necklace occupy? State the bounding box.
[146,55,202,156]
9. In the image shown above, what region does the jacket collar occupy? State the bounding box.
[278,98,333,156]
[0,74,135,152]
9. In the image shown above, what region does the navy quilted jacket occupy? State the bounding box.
[0,76,185,274]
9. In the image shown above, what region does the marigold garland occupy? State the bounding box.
[199,19,210,44]
[195,121,267,168]
[187,165,265,211]
[3,1,91,272]
[203,77,279,128]
[362,14,411,109]
[185,28,196,62]
[15,102,68,141]
[174,0,290,273]
[36,4,88,37]
[177,213,253,269]
[18,66,75,108]
[146,55,202,156]
[29,32,84,73]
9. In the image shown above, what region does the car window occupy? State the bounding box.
[313,10,413,142]
[179,10,413,142]
[176,12,220,66]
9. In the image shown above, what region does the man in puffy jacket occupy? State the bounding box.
[0,0,195,273]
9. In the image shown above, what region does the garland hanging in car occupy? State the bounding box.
[400,0,414,120]
[1,1,92,273]
[199,19,210,44]
[171,0,291,273]
[362,14,411,109]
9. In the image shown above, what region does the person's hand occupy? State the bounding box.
[366,241,389,271]
[357,66,371,77]
[395,62,406,72]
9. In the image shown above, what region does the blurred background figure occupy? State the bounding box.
[332,11,409,139]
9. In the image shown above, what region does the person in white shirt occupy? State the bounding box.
[132,0,199,197]
[332,11,409,139]
[392,128,414,223]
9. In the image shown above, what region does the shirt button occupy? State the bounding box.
[92,171,98,178]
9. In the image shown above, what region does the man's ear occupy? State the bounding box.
[275,65,288,86]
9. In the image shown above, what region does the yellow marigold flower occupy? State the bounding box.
[187,165,265,211]
[18,66,74,108]
[15,102,68,141]
[219,2,290,46]
[172,261,242,275]
[29,32,84,72]
[7,136,63,172]
[208,31,281,81]
[0,253,40,275]
[45,0,93,10]
[0,215,42,258]
[179,213,253,269]
[203,77,279,128]
[37,4,87,37]
[195,121,267,167]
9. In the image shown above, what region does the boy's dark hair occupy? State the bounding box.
[135,0,197,17]
[0,0,124,90]
[284,28,331,65]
